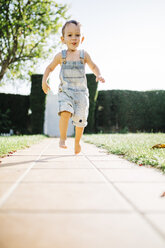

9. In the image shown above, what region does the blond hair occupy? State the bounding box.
[62,20,81,36]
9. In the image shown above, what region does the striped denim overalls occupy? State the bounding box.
[58,50,89,127]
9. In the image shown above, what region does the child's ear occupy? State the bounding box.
[61,36,65,43]
[81,36,85,44]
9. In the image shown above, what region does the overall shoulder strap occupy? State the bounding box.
[80,50,85,59]
[80,50,84,64]
[62,50,67,64]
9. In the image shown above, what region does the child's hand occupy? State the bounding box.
[96,75,105,83]
[42,82,51,94]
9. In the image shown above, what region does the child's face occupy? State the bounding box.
[62,23,81,51]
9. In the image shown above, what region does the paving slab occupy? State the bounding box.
[115,182,165,212]
[87,154,125,161]
[0,137,165,248]
[92,159,138,169]
[146,214,165,236]
[1,182,132,211]
[0,213,164,248]
[35,160,92,169]
[0,155,40,169]
[40,155,89,162]
[11,138,51,156]
[0,183,16,198]
[100,167,165,182]
[22,168,105,183]
[0,167,28,182]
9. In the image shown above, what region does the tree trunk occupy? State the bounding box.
[0,61,9,81]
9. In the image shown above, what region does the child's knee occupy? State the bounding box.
[60,111,72,120]
[72,115,87,127]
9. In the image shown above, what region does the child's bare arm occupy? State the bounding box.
[85,51,105,83]
[42,52,61,94]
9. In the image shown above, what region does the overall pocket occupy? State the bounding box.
[63,65,85,85]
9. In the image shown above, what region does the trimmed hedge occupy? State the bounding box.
[0,74,45,134]
[1,84,165,134]
[95,90,165,133]
[30,74,46,134]
[85,74,98,133]
[0,93,29,133]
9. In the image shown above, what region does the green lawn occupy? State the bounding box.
[83,133,165,172]
[0,135,46,157]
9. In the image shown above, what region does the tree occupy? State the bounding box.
[0,0,68,82]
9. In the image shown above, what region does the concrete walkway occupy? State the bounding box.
[0,137,165,248]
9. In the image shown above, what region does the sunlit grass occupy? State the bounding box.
[83,133,165,172]
[0,135,46,157]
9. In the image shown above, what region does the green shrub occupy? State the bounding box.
[30,74,46,134]
[0,93,29,134]
[95,90,165,133]
[0,109,12,133]
[84,74,98,133]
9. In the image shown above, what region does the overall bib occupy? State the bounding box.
[58,50,89,127]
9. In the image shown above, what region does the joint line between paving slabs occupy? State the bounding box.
[0,139,53,208]
[82,151,165,242]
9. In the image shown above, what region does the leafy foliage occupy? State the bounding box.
[95,90,165,133]
[0,109,12,133]
[30,74,45,134]
[0,73,45,135]
[85,74,98,133]
[0,0,68,82]
[0,93,29,133]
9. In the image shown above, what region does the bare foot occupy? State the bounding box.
[59,139,67,149]
[75,142,81,154]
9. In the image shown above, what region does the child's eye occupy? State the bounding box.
[68,34,72,37]
[76,34,80,37]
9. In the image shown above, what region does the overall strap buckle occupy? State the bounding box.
[80,50,85,64]
[62,50,67,64]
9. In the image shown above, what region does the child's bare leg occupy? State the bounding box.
[59,111,71,148]
[75,126,84,154]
